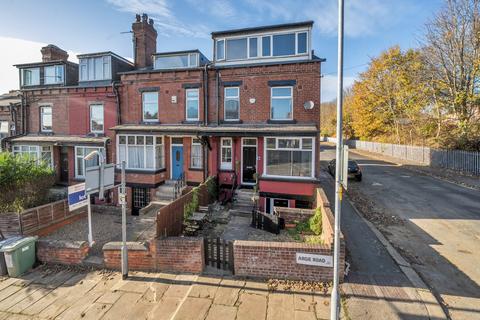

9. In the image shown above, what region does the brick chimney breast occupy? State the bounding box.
[132,13,157,69]
[41,44,69,62]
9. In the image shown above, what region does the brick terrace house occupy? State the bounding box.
[7,14,323,215]
[112,16,323,214]
[0,91,23,151]
[8,44,133,186]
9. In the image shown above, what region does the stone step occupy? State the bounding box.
[229,209,252,216]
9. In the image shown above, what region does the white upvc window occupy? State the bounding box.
[191,138,202,169]
[79,56,111,81]
[216,39,225,61]
[186,89,199,121]
[75,146,104,179]
[224,87,239,121]
[271,86,293,120]
[22,68,40,86]
[13,145,53,167]
[90,104,104,133]
[142,91,159,122]
[117,135,164,170]
[40,106,52,132]
[44,65,64,84]
[220,138,233,170]
[264,137,314,178]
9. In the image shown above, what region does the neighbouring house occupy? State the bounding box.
[7,13,323,215]
[7,44,133,186]
[0,91,23,150]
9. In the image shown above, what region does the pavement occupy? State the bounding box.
[321,143,480,319]
[0,266,333,320]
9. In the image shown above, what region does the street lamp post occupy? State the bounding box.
[331,0,345,319]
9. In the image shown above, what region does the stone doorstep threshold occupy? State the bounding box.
[323,172,448,319]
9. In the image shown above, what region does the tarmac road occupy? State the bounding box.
[320,143,480,320]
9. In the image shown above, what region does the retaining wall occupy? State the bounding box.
[36,240,89,265]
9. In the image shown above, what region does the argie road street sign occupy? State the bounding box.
[68,183,88,211]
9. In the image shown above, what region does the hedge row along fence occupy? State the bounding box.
[156,176,217,237]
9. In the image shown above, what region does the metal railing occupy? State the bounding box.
[325,137,480,175]
[173,173,186,199]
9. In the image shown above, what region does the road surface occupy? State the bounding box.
[321,143,480,320]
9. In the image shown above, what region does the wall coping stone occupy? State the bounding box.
[37,239,88,249]
[103,241,149,251]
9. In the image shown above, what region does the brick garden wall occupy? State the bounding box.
[102,237,204,273]
[36,240,89,265]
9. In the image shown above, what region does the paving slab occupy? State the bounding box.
[188,276,222,299]
[172,297,212,320]
[237,291,267,320]
[313,293,331,320]
[96,290,123,304]
[294,310,317,320]
[76,302,112,320]
[147,296,182,320]
[213,278,244,306]
[267,292,295,320]
[101,292,143,320]
[205,304,238,320]
[294,292,315,312]
[55,291,104,320]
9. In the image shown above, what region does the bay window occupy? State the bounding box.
[265,137,314,178]
[75,146,104,178]
[271,87,293,120]
[13,145,53,167]
[142,91,158,122]
[221,138,233,170]
[117,135,164,170]
[224,87,239,120]
[191,138,202,169]
[186,89,199,121]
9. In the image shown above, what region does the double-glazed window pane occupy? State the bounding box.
[41,106,52,131]
[22,68,40,86]
[221,138,232,170]
[76,147,102,177]
[80,56,111,81]
[143,92,158,121]
[118,135,164,170]
[191,139,202,168]
[154,53,198,69]
[45,65,64,84]
[273,33,296,56]
[297,32,307,54]
[224,87,239,120]
[226,38,247,60]
[265,137,313,177]
[262,36,271,56]
[249,38,258,58]
[90,104,104,132]
[271,87,293,120]
[216,40,225,60]
[186,89,199,120]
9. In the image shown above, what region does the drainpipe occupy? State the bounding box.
[112,81,121,125]
[216,71,220,125]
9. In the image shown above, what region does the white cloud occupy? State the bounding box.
[0,37,77,94]
[107,0,210,38]
[322,75,356,102]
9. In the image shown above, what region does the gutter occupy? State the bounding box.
[112,81,121,125]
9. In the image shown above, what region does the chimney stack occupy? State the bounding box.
[41,44,69,62]
[132,13,157,69]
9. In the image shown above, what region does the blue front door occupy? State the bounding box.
[172,146,184,179]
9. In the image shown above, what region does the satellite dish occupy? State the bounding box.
[304,101,315,110]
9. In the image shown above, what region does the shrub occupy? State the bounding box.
[0,152,55,213]
[183,187,199,220]
[309,208,323,236]
[205,176,218,201]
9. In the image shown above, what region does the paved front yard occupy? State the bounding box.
[0,265,334,320]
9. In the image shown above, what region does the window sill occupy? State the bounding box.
[259,175,319,183]
[220,120,242,124]
[115,168,166,174]
[219,169,235,173]
[188,167,203,171]
[182,120,202,124]
[267,119,297,124]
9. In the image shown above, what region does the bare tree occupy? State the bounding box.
[423,0,480,139]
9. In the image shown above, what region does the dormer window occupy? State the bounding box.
[44,65,64,84]
[154,52,199,69]
[21,68,40,86]
[79,56,111,81]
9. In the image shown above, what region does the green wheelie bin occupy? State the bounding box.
[0,236,37,277]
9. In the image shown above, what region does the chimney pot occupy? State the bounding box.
[136,14,141,22]
[142,13,148,22]
[149,18,154,25]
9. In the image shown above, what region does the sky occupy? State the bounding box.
[0,0,443,102]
